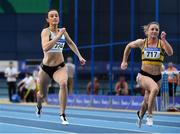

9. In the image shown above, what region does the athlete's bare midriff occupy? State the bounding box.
[42,52,64,66]
[141,64,161,75]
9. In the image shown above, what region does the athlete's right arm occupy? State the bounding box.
[121,39,144,70]
[41,28,66,52]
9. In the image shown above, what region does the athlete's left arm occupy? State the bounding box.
[161,31,173,56]
[64,31,86,65]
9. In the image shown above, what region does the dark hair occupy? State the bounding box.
[44,9,59,28]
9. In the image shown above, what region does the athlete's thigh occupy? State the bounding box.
[53,66,68,84]
[38,68,51,93]
[138,74,158,92]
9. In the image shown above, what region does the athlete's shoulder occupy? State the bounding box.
[135,38,145,42]
[133,39,144,45]
[41,28,49,33]
[41,28,50,36]
[132,39,145,48]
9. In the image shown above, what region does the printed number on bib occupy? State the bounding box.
[54,42,64,49]
[49,41,65,52]
[144,48,160,59]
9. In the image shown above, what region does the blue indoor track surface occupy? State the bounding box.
[0,102,180,133]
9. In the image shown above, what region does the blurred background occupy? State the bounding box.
[0,0,179,102]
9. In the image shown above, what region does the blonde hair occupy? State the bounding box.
[142,21,160,36]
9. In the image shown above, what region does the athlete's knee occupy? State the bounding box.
[60,81,67,89]
[151,85,159,95]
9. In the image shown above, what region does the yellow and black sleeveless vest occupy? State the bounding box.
[141,38,164,65]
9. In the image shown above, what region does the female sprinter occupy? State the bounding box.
[121,22,173,127]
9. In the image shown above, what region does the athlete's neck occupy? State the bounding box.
[148,37,158,45]
[49,25,58,32]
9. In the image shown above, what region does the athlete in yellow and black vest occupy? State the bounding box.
[142,38,164,66]
[121,22,173,127]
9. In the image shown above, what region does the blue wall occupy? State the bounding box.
[0,14,44,60]
[0,0,179,64]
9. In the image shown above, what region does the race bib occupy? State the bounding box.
[53,40,65,50]
[48,35,65,52]
[144,48,160,59]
